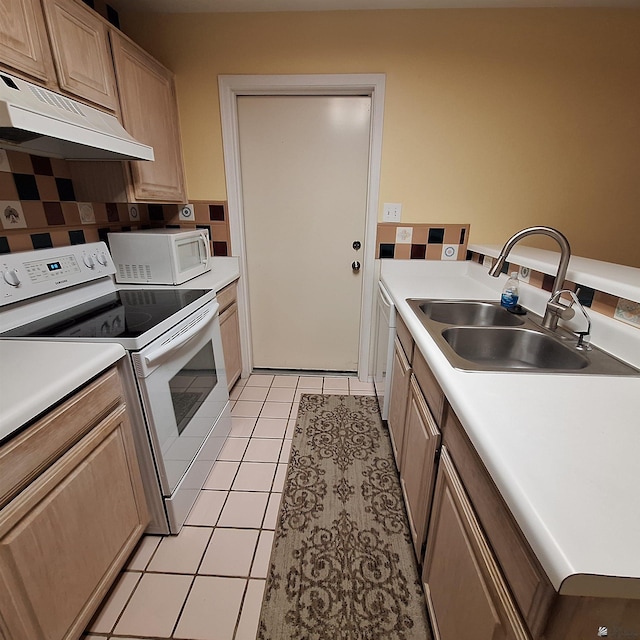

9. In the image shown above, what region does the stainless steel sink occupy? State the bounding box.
[413,300,525,327]
[442,327,589,371]
[407,298,640,375]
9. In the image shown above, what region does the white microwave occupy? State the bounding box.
[108,229,211,284]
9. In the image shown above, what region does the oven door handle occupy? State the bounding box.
[144,302,219,368]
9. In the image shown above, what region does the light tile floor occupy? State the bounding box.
[83,373,375,640]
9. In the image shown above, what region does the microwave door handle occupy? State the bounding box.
[144,302,219,368]
[200,234,210,264]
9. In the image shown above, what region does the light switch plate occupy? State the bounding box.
[383,203,402,222]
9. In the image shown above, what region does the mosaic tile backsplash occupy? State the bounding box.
[376,223,469,261]
[468,250,640,330]
[0,150,231,257]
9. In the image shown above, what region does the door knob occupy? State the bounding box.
[352,241,361,250]
[352,261,361,272]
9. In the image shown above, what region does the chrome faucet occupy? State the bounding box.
[488,226,571,331]
[548,289,592,349]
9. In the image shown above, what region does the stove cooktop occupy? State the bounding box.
[1,288,209,341]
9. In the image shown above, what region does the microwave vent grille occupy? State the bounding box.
[117,263,152,282]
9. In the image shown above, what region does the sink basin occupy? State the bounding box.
[442,327,589,371]
[413,300,524,327]
[406,298,640,375]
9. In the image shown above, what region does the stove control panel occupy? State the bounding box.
[0,242,115,306]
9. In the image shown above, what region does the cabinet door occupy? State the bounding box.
[443,410,554,636]
[399,375,441,560]
[220,300,242,391]
[0,405,148,640]
[387,336,411,467]
[110,30,186,202]
[422,447,529,640]
[41,0,118,111]
[0,0,55,85]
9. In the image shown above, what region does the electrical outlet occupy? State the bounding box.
[383,203,402,222]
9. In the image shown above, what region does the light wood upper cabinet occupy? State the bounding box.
[110,30,187,202]
[0,0,56,85]
[40,0,118,111]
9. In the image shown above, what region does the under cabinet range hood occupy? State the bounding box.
[0,72,154,161]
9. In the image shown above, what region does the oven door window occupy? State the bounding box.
[169,342,217,435]
[134,307,228,496]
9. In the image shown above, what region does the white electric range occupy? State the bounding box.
[0,242,231,534]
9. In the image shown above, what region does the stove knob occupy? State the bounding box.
[2,268,20,287]
[96,251,108,266]
[83,254,96,269]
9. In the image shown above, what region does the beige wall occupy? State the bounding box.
[119,9,640,267]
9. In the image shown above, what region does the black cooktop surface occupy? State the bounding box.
[2,288,209,340]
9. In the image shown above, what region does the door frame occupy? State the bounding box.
[219,74,385,380]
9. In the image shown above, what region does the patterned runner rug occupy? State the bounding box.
[258,394,432,640]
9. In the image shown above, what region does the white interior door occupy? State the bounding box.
[238,95,371,372]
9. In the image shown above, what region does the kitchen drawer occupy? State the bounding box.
[396,314,414,363]
[217,281,238,313]
[443,410,555,637]
[412,347,446,428]
[0,368,123,508]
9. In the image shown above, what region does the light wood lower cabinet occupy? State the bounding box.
[443,410,554,636]
[399,375,441,559]
[423,447,530,640]
[387,336,411,465]
[0,367,149,640]
[218,281,242,391]
[385,306,640,639]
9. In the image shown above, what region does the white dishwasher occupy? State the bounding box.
[373,280,396,421]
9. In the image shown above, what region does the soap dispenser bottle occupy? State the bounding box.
[500,272,520,309]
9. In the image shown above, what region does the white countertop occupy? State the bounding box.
[0,341,125,442]
[381,259,640,599]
